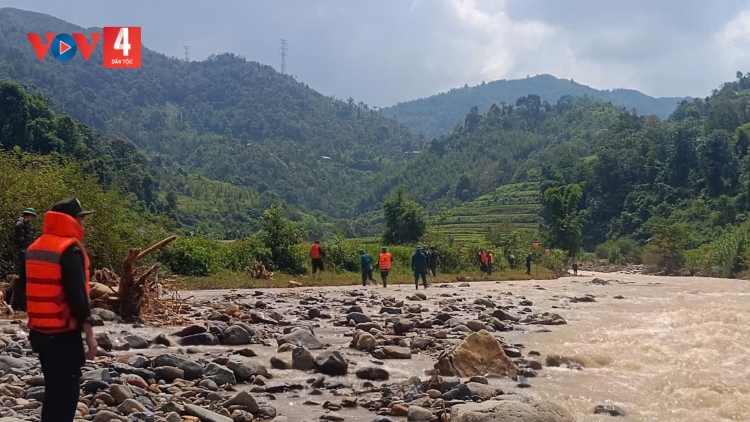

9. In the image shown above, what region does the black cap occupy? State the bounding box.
[51,198,94,218]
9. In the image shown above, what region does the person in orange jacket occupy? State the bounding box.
[26,198,98,422]
[378,247,392,287]
[310,241,325,282]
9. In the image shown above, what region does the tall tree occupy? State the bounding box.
[542,183,583,257]
[382,187,426,245]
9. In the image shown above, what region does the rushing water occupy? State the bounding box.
[510,272,750,422]
[4,273,746,421]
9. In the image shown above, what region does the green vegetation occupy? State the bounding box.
[382,188,427,244]
[382,74,690,140]
[0,7,424,238]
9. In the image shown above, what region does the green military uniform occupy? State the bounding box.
[411,246,428,289]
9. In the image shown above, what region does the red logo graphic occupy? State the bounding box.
[26,27,141,68]
[103,27,142,69]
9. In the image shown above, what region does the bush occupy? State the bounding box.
[158,236,272,277]
[701,224,750,278]
[595,238,642,264]
[0,150,144,273]
[322,235,360,272]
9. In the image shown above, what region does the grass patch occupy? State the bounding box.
[173,267,557,290]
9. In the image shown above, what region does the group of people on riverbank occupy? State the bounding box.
[310,242,439,289]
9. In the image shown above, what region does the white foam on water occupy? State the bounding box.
[518,274,750,422]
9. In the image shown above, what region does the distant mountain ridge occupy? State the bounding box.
[382,74,692,139]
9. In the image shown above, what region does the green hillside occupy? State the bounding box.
[365,95,622,215]
[440,183,541,242]
[0,7,423,227]
[382,74,691,139]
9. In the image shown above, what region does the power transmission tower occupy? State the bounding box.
[279,39,288,74]
[184,45,190,62]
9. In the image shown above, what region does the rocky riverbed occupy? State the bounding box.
[0,273,702,422]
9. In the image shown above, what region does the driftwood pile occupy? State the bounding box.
[91,236,187,325]
[246,261,274,279]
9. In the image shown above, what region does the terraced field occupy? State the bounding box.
[439,182,542,242]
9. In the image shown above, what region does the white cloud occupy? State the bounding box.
[715,10,750,80]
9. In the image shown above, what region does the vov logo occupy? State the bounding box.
[26,27,142,68]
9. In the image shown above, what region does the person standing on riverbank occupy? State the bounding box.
[526,253,534,275]
[487,251,495,275]
[412,246,428,289]
[26,198,97,422]
[10,207,36,311]
[378,247,391,287]
[427,246,439,278]
[360,249,376,286]
[310,241,325,282]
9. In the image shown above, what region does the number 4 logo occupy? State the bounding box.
[103,27,141,68]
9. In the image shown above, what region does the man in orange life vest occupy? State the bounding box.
[310,240,325,282]
[26,198,98,422]
[378,247,392,287]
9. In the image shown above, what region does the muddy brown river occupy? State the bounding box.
[3,272,747,422]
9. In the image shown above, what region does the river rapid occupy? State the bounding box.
[512,272,750,422]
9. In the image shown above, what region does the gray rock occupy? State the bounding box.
[492,309,520,322]
[383,346,412,359]
[25,386,44,402]
[204,363,237,386]
[0,356,35,372]
[164,412,183,422]
[109,384,133,405]
[407,406,432,421]
[226,357,269,381]
[277,329,323,349]
[117,398,147,414]
[389,376,425,401]
[185,404,233,422]
[91,308,119,321]
[503,347,522,358]
[355,367,390,381]
[222,325,253,345]
[594,405,627,416]
[127,355,150,369]
[173,325,207,337]
[451,400,575,422]
[222,391,260,414]
[466,320,486,332]
[536,313,567,325]
[82,368,110,382]
[314,349,348,376]
[154,354,204,380]
[153,334,172,347]
[92,410,128,422]
[179,332,219,346]
[154,366,184,382]
[26,375,45,386]
[465,382,497,400]
[292,346,315,371]
[124,334,150,349]
[346,312,371,324]
[111,363,155,381]
[410,337,434,350]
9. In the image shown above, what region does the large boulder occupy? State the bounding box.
[451,400,575,422]
[277,328,324,349]
[153,354,204,380]
[314,349,348,376]
[434,330,518,377]
[221,325,253,345]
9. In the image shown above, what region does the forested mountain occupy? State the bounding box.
[363,95,622,215]
[382,74,691,140]
[0,7,423,223]
[538,72,750,253]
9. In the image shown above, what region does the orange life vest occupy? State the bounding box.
[310,243,321,259]
[488,253,495,264]
[26,211,91,334]
[379,252,392,270]
[479,252,488,264]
